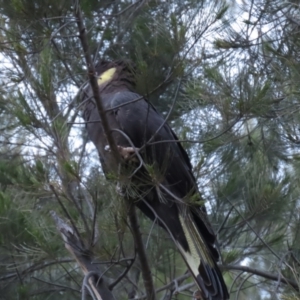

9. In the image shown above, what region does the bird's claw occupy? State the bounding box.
[104,144,139,161]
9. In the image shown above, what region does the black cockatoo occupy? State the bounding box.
[81,60,229,300]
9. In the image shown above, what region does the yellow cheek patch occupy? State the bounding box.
[97,67,116,85]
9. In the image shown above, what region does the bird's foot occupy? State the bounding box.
[118,146,138,160]
[105,145,139,161]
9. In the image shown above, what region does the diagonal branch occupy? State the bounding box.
[51,211,115,300]
[73,1,120,163]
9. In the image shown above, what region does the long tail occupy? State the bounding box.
[177,213,229,300]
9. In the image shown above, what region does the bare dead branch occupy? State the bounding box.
[50,211,116,300]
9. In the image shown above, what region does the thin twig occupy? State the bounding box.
[108,256,136,290]
[224,197,282,261]
[69,116,241,148]
[235,273,253,300]
[139,78,183,152]
[32,277,80,294]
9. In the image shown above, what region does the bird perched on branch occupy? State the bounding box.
[81,60,229,300]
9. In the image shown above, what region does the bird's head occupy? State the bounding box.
[95,60,136,93]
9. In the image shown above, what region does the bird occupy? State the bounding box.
[81,60,229,300]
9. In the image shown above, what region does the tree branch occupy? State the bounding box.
[73,1,121,163]
[127,204,157,300]
[51,211,115,300]
[222,264,299,291]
